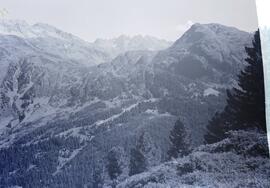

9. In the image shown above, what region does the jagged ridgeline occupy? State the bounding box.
[0,20,269,188]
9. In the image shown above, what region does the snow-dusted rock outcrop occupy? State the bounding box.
[94,35,172,58]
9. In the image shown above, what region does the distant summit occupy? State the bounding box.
[94,34,172,58]
[0,19,172,60]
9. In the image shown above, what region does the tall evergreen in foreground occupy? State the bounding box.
[129,132,161,175]
[225,30,266,130]
[167,119,189,159]
[203,112,228,144]
[205,31,266,144]
[129,147,146,176]
[129,133,147,176]
[107,149,122,180]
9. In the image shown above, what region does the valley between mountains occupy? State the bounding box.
[0,20,268,188]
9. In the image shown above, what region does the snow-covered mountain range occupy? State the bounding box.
[94,35,172,58]
[0,19,264,188]
[0,19,112,67]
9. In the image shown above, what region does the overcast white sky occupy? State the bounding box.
[0,0,259,42]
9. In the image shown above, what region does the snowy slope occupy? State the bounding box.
[0,19,110,66]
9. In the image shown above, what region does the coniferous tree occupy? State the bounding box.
[92,161,104,188]
[129,147,146,176]
[204,112,228,144]
[129,133,147,176]
[205,31,266,144]
[167,119,189,160]
[129,131,161,175]
[225,30,265,130]
[106,149,122,180]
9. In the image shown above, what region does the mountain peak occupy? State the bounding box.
[0,19,32,37]
[172,23,251,49]
[32,22,60,32]
[0,19,28,26]
[0,19,90,46]
[187,23,250,37]
[94,34,172,58]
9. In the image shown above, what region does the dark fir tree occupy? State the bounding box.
[167,119,189,160]
[92,162,104,188]
[106,149,122,180]
[205,31,266,144]
[225,30,266,130]
[129,133,147,176]
[203,112,228,144]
